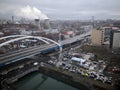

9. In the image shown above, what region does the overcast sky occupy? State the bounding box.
[0,0,120,20]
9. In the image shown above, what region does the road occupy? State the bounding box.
[0,31,91,65]
[60,31,91,45]
[0,44,56,65]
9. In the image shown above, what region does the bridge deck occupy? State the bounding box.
[0,31,91,65]
[0,44,56,64]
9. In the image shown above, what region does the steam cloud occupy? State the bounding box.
[16,5,49,20]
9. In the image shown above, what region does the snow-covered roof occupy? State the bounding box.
[71,57,86,62]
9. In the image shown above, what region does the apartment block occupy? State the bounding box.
[92,28,104,46]
[110,30,120,48]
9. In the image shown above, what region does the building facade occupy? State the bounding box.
[91,28,104,46]
[110,30,120,48]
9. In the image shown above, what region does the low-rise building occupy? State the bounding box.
[71,57,86,66]
[0,32,4,37]
[62,31,75,39]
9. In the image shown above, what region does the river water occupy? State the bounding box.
[14,72,79,90]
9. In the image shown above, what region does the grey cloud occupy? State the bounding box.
[0,0,120,20]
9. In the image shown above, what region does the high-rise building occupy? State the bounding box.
[91,28,104,46]
[110,30,120,48]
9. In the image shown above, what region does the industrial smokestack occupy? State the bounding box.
[34,19,41,30]
[44,19,50,29]
[91,16,95,28]
[12,16,14,24]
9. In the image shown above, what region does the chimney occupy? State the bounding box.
[12,16,14,24]
[34,19,41,30]
[44,19,50,29]
[91,16,94,28]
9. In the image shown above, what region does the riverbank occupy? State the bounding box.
[38,65,114,90]
[39,67,89,90]
[5,61,114,90]
[1,55,115,90]
[12,71,79,90]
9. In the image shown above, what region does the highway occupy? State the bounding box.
[0,44,57,65]
[60,31,91,45]
[0,31,91,66]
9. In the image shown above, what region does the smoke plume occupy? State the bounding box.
[16,5,49,20]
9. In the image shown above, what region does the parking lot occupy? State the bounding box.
[46,50,113,85]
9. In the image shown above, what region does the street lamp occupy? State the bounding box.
[56,25,63,67]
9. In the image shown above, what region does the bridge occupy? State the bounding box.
[0,31,91,67]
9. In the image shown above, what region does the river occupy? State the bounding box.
[14,72,79,90]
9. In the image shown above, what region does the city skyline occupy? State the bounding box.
[0,0,120,20]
